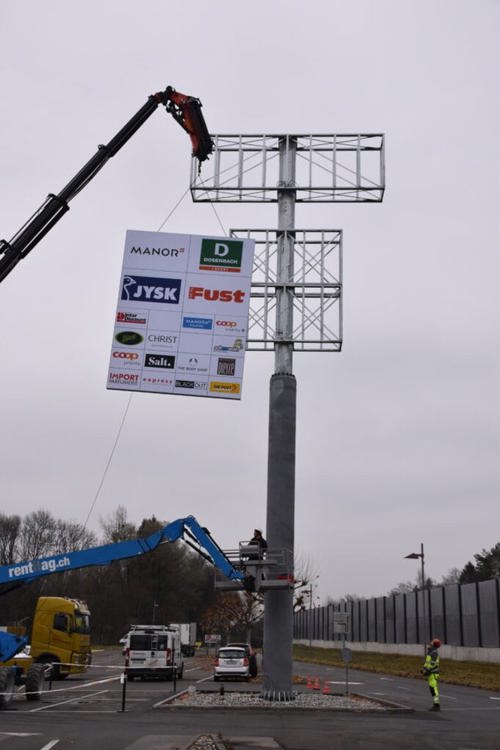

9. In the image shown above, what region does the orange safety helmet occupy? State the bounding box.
[431,638,441,648]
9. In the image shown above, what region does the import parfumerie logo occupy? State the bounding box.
[199,239,243,273]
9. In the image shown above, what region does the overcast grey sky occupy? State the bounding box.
[1,1,499,602]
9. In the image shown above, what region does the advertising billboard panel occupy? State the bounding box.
[107,230,255,400]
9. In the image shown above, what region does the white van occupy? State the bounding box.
[124,625,184,681]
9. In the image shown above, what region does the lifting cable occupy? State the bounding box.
[83,192,227,529]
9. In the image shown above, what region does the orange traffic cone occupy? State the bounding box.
[322,680,331,695]
[306,675,314,689]
[313,677,321,691]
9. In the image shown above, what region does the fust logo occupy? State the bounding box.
[121,275,181,304]
[199,239,243,273]
[188,287,245,303]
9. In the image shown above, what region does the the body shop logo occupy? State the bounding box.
[199,239,243,273]
[210,381,241,395]
[217,358,236,376]
[121,275,181,304]
[129,246,185,257]
[115,331,144,346]
[188,287,245,303]
[117,311,147,325]
[183,316,213,331]
[145,354,175,369]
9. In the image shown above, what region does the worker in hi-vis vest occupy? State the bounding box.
[422,638,441,711]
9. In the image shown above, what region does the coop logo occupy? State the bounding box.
[116,311,147,325]
[121,275,181,304]
[129,245,185,257]
[188,286,246,303]
[199,239,243,272]
[144,353,175,369]
[182,316,213,331]
[108,371,140,384]
[114,331,144,346]
[209,381,241,395]
[216,320,237,328]
[175,380,207,390]
[217,358,236,376]
[113,351,139,361]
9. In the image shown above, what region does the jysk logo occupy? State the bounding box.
[183,316,213,331]
[117,311,147,325]
[199,239,243,273]
[115,331,144,346]
[144,354,175,369]
[217,358,236,376]
[209,381,241,395]
[121,275,181,304]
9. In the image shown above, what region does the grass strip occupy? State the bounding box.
[293,644,500,692]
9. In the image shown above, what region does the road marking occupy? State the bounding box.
[489,697,500,701]
[40,742,59,750]
[325,681,363,685]
[379,677,394,681]
[0,734,41,737]
[439,694,457,700]
[29,689,109,712]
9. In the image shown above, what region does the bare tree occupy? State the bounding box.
[0,513,21,564]
[18,509,57,561]
[100,505,136,542]
[54,520,97,552]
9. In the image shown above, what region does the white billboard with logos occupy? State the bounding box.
[107,230,255,400]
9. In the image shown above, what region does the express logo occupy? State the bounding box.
[188,287,245,303]
[114,331,144,346]
[199,239,243,273]
[117,311,147,324]
[216,320,237,328]
[113,351,139,360]
[121,275,181,304]
[144,354,175,369]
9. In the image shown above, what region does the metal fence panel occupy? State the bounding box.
[430,587,445,642]
[461,583,480,647]
[478,579,499,647]
[360,600,368,641]
[376,597,386,642]
[368,598,376,641]
[352,600,360,641]
[406,592,418,644]
[395,594,406,643]
[444,585,462,646]
[385,595,395,644]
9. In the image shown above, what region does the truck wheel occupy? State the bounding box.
[26,664,45,702]
[0,667,15,710]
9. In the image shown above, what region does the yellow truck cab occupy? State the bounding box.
[30,596,91,678]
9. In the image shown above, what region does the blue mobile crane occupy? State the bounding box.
[0,515,250,708]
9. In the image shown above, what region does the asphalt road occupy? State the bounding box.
[0,649,498,750]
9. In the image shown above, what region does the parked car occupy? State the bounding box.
[226,642,258,677]
[214,646,250,681]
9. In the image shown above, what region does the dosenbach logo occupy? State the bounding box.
[200,238,243,273]
[188,287,245,303]
[121,275,181,304]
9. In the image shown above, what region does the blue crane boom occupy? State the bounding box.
[0,516,246,661]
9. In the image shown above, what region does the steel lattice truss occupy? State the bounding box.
[191,134,385,202]
[230,229,342,352]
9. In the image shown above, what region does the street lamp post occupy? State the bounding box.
[404,543,427,654]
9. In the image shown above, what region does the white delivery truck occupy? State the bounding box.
[170,622,197,657]
[124,625,183,681]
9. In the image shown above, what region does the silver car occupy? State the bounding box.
[214,646,250,681]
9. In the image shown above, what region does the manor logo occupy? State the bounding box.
[199,239,243,273]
